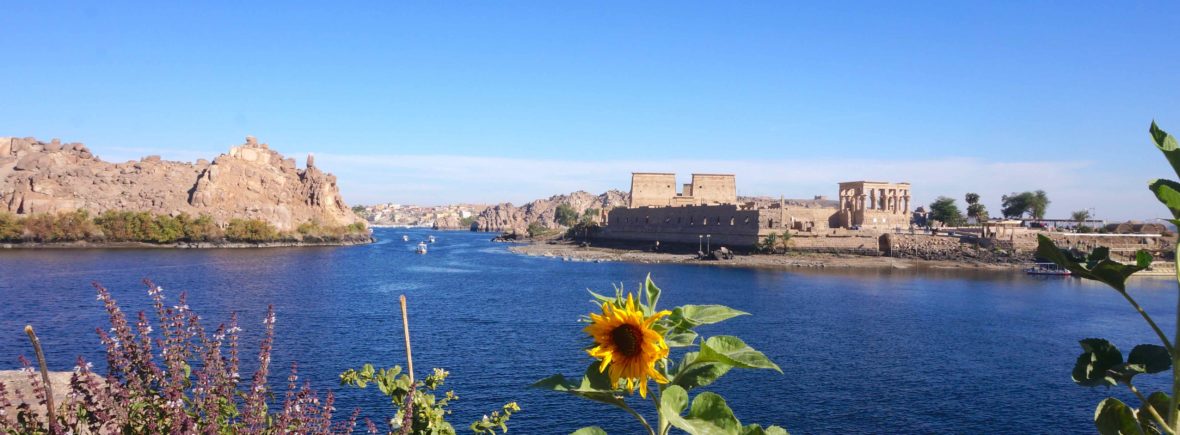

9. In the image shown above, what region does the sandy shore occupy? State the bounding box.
[508,241,1023,272]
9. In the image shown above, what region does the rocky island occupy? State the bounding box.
[0,136,371,247]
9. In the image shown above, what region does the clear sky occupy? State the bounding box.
[2,2,1178,221]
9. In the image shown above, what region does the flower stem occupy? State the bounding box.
[1171,245,1180,433]
[24,325,56,434]
[1119,289,1173,352]
[621,403,655,435]
[1129,382,1174,435]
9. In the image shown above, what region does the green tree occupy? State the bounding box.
[580,208,599,225]
[1002,190,1051,219]
[225,219,279,242]
[1071,209,1091,226]
[965,193,987,224]
[0,212,21,242]
[929,197,964,226]
[527,222,549,238]
[555,204,579,227]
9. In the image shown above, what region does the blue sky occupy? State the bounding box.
[2,2,1178,220]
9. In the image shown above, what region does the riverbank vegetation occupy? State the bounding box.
[0,210,368,245]
[2,281,518,434]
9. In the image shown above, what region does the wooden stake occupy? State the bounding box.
[25,325,56,434]
[399,295,414,383]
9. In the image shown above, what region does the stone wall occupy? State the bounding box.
[629,173,677,208]
[689,174,737,205]
[603,204,762,247]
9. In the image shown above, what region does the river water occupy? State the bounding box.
[0,228,1175,433]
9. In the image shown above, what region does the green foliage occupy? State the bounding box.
[341,365,518,434]
[1072,209,1092,225]
[225,218,280,243]
[757,231,791,254]
[555,204,579,227]
[581,208,600,224]
[535,275,786,434]
[1001,190,1051,219]
[928,196,964,226]
[16,210,100,242]
[527,222,550,238]
[460,216,477,228]
[1036,122,1180,434]
[0,212,21,242]
[351,204,367,215]
[965,192,980,205]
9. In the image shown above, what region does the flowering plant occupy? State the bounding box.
[535,275,787,434]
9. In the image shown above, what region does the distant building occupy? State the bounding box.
[602,173,913,248]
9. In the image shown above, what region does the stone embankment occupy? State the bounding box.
[510,240,1022,271]
[0,136,365,234]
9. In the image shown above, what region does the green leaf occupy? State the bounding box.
[644,274,662,315]
[1151,121,1180,180]
[741,424,790,435]
[1136,251,1153,269]
[666,329,699,348]
[660,384,689,416]
[668,305,750,330]
[1128,344,1171,374]
[571,427,608,435]
[697,336,782,373]
[532,363,625,408]
[587,290,615,306]
[1139,392,1171,435]
[1094,397,1144,435]
[671,352,732,391]
[1036,235,1147,292]
[664,391,743,435]
[1149,179,1180,219]
[1073,338,1123,387]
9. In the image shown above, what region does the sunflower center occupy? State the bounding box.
[610,324,643,357]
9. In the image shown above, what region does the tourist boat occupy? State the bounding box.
[1024,262,1071,276]
[416,241,428,254]
[428,235,436,243]
[402,235,410,242]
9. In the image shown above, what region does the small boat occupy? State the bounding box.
[416,241,428,254]
[403,235,410,242]
[428,235,436,243]
[1025,262,1071,276]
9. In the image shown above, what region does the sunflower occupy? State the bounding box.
[583,293,671,398]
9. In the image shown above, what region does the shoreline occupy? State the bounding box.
[508,240,1027,272]
[0,236,375,250]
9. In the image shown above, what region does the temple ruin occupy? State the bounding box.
[603,173,913,248]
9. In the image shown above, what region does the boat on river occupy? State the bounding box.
[403,235,410,242]
[428,235,436,243]
[416,241,428,254]
[1024,262,1071,276]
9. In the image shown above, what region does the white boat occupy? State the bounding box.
[1025,262,1071,276]
[428,235,436,243]
[416,241,428,254]
[403,235,410,242]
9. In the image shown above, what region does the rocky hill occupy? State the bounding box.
[473,190,629,234]
[0,136,363,231]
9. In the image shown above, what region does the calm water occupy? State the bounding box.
[1,228,1176,434]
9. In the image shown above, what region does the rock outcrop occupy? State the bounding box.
[473,190,629,234]
[0,136,363,231]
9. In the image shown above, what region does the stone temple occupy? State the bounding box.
[602,173,911,248]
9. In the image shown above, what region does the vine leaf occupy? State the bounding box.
[1035,235,1149,292]
[1094,397,1144,435]
[1073,338,1123,387]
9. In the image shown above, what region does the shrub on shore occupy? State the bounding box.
[2,281,517,434]
[0,210,368,245]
